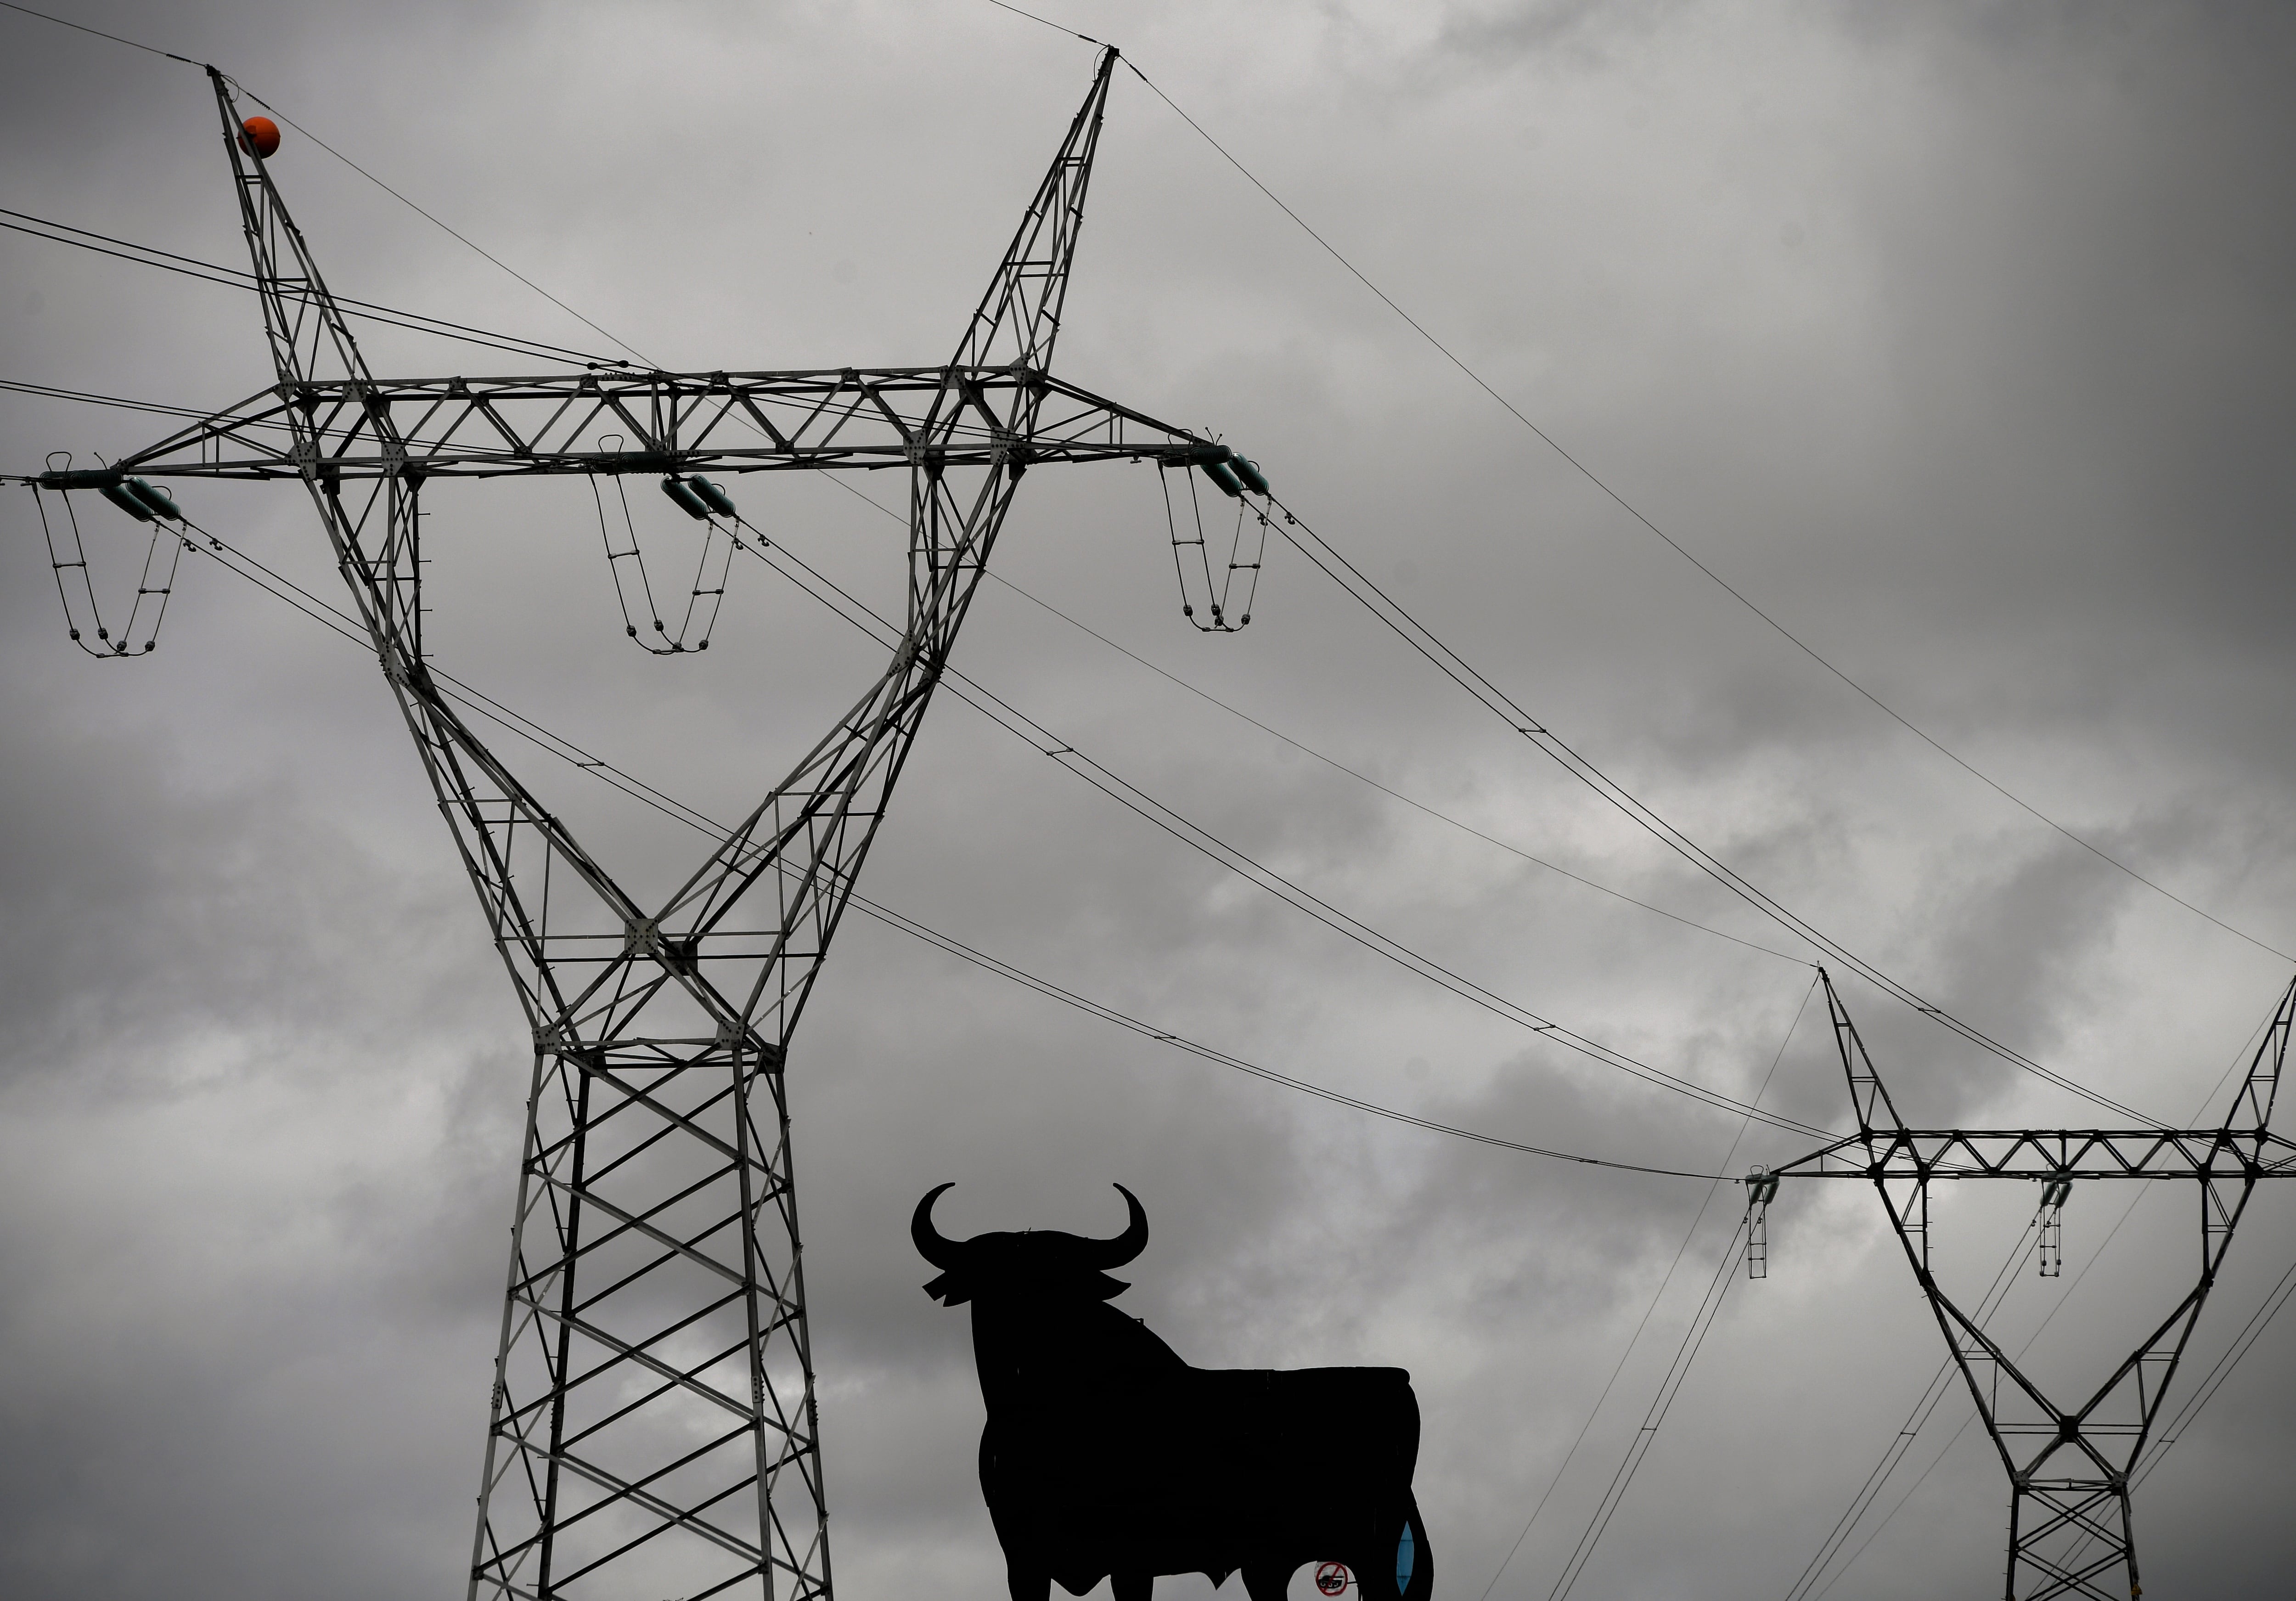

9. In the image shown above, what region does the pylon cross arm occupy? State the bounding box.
[36,368,1221,489]
[1768,1127,2296,1180]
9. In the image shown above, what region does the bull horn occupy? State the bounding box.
[1079,1183,1148,1268]
[912,1182,962,1269]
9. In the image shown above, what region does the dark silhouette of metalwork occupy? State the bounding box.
[913,1184,1432,1601]
[32,49,1270,1601]
[1755,970,2296,1601]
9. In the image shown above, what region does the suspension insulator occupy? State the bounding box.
[125,479,183,521]
[659,476,711,519]
[1231,456,1272,496]
[239,116,281,159]
[1199,459,1244,498]
[98,481,154,522]
[688,477,737,518]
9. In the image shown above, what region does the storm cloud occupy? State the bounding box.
[3,2,2293,1598]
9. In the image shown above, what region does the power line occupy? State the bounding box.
[810,472,1806,966]
[0,377,283,428]
[0,209,614,365]
[728,513,1832,1139]
[1548,1212,1749,1599]
[985,570,1807,966]
[979,0,1103,47]
[1782,1221,2039,1600]
[1475,976,1817,1601]
[160,507,1747,1182]
[0,0,651,364]
[1266,495,2154,1123]
[1113,51,2291,971]
[0,0,197,63]
[221,91,654,365]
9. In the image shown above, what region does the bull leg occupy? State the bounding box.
[1240,1563,1291,1601]
[1112,1572,1154,1601]
[1006,1562,1051,1601]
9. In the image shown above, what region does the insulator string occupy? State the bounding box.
[585,444,738,655]
[30,478,189,656]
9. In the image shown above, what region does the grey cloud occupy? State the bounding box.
[4,2,2294,1599]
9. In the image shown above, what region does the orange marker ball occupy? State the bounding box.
[239,116,281,158]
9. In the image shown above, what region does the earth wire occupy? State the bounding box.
[1110,44,2289,971]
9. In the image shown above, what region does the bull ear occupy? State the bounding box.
[921,1272,971,1306]
[1079,1183,1148,1269]
[912,1182,963,1269]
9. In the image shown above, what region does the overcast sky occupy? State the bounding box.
[5,1,2295,1598]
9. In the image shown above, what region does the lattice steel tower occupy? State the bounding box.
[35,49,1263,1601]
[1758,972,2296,1600]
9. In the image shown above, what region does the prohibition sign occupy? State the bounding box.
[1315,1562,1353,1595]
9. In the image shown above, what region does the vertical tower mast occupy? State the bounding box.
[205,51,1122,1601]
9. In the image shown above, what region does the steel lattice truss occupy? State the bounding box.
[32,50,1260,1601]
[1757,972,2295,1601]
[32,366,1221,487]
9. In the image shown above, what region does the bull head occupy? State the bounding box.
[913,1182,1149,1306]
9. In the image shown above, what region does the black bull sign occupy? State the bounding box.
[915,1184,1434,1601]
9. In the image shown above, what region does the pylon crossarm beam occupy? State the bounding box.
[1767,1127,2296,1180]
[32,368,1214,487]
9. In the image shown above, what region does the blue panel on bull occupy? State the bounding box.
[914,1184,1435,1601]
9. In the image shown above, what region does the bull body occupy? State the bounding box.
[916,1184,1432,1601]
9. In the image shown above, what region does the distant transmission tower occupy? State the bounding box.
[1755,971,2296,1601]
[33,50,1267,1601]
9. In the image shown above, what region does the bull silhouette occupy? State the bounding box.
[915,1183,1433,1601]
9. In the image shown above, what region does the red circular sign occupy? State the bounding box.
[1315,1563,1353,1596]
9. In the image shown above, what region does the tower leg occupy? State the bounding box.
[470,1031,828,1601]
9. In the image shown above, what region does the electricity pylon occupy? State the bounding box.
[36,50,1260,1601]
[1755,971,2296,1601]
